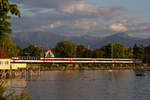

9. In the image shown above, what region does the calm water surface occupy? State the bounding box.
[8,70,150,100]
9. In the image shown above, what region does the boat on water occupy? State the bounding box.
[134,69,145,77]
[136,73,145,76]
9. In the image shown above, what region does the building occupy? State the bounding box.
[11,63,27,70]
[45,49,55,57]
[0,48,27,70]
[0,48,11,70]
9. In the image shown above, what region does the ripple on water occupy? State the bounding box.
[7,70,150,100]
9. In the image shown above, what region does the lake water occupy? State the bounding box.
[7,70,150,100]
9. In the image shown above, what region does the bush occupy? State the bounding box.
[0,80,35,100]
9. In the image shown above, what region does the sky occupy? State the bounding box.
[11,0,150,38]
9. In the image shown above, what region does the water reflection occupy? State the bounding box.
[6,70,150,100]
[5,78,27,94]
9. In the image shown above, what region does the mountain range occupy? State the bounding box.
[9,31,150,49]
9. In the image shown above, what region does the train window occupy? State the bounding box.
[93,59,96,61]
[16,58,19,61]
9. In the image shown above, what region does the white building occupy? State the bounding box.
[45,49,55,57]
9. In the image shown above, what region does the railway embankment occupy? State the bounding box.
[40,63,149,71]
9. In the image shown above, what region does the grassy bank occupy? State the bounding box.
[0,80,31,100]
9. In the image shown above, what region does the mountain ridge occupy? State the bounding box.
[10,31,150,49]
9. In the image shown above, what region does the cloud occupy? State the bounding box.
[34,21,63,31]
[110,23,127,32]
[49,21,63,29]
[20,0,82,9]
[17,0,126,20]
[32,20,97,36]
[11,0,127,37]
[59,1,126,20]
[69,20,97,30]
[124,23,150,38]
[128,23,150,31]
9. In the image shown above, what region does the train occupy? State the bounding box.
[11,57,143,63]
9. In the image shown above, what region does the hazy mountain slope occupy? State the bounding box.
[10,31,100,48]
[11,37,31,48]
[10,32,150,49]
[10,31,65,48]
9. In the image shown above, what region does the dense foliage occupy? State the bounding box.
[0,0,20,37]
[0,0,21,57]
[22,45,43,56]
[0,37,22,56]
[144,46,150,64]
[133,44,145,59]
[55,40,77,57]
[0,39,148,64]
[53,42,150,64]
[0,1,149,65]
[0,80,31,100]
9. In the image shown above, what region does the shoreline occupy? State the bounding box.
[39,63,150,71]
[40,65,150,71]
[1,65,149,79]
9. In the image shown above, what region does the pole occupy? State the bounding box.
[112,43,113,58]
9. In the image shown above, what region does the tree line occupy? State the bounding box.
[0,0,150,64]
[0,0,21,56]
[2,40,149,64]
[54,41,150,64]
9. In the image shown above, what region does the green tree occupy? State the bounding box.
[0,0,20,38]
[0,80,31,100]
[133,44,145,59]
[124,47,133,58]
[23,45,42,56]
[93,49,105,58]
[82,49,93,58]
[76,45,95,58]
[144,46,150,64]
[0,37,22,56]
[101,44,112,58]
[0,0,21,57]
[100,43,126,58]
[55,41,77,57]
[112,43,126,58]
[76,45,86,58]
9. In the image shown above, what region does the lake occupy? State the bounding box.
[6,70,150,100]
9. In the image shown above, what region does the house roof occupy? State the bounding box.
[46,48,55,53]
[0,48,10,59]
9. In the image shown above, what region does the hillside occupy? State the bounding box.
[10,32,150,49]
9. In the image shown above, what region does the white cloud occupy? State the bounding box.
[50,24,55,29]
[60,1,97,14]
[129,23,150,31]
[18,0,126,20]
[69,20,97,30]
[49,21,63,29]
[120,19,128,24]
[11,0,127,37]
[34,21,63,31]
[110,23,127,32]
[59,1,126,20]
